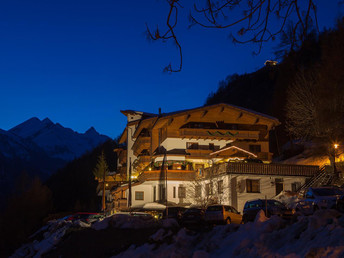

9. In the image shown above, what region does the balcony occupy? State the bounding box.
[138,170,196,181]
[180,128,259,140]
[203,162,319,177]
[114,198,128,210]
[118,150,127,164]
[138,155,151,163]
[132,136,150,156]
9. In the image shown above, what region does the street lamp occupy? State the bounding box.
[333,144,339,179]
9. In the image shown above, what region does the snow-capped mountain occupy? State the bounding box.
[9,117,110,161]
[0,117,111,208]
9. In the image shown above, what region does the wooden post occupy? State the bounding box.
[102,168,106,213]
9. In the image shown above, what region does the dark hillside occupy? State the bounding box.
[204,28,331,153]
[47,139,118,213]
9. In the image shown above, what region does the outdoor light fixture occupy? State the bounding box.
[334,144,339,149]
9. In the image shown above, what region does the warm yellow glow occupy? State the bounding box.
[131,175,137,179]
[334,144,339,149]
[105,183,109,187]
[148,167,152,171]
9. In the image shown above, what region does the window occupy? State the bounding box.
[195,185,201,198]
[187,142,199,149]
[135,191,144,200]
[153,186,156,201]
[178,186,186,198]
[173,186,176,198]
[209,143,215,150]
[206,183,213,196]
[249,144,261,153]
[217,180,223,194]
[246,179,260,193]
[231,206,239,214]
[291,182,301,192]
[159,185,165,200]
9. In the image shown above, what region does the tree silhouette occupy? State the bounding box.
[93,151,110,211]
[146,0,329,72]
[286,19,344,162]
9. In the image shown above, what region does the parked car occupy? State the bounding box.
[243,199,295,223]
[180,207,205,228]
[296,187,342,214]
[205,205,242,225]
[162,207,187,221]
[64,212,104,223]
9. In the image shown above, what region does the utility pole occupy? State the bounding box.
[128,157,132,210]
[102,165,106,213]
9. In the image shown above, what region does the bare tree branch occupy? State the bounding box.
[147,0,322,72]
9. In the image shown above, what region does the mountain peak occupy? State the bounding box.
[85,126,98,135]
[42,118,53,125]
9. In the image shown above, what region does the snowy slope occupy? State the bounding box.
[13,209,344,258]
[9,117,110,161]
[0,128,39,160]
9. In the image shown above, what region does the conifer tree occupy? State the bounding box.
[93,151,109,211]
[93,151,109,180]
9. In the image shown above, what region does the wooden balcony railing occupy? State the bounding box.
[118,150,127,164]
[180,129,259,140]
[138,170,196,181]
[203,162,319,177]
[132,136,150,156]
[138,155,151,163]
[114,199,128,210]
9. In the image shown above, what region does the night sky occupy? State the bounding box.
[0,0,342,138]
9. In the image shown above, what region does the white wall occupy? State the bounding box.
[232,175,306,212]
[126,174,307,213]
[127,180,192,207]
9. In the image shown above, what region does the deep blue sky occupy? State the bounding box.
[0,1,342,138]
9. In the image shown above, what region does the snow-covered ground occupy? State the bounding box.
[11,208,344,258]
[116,210,344,258]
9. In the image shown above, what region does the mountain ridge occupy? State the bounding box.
[9,117,110,161]
[0,117,111,209]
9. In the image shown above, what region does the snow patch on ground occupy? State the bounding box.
[115,210,344,258]
[11,219,90,258]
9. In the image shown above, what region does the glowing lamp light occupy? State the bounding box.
[334,144,339,149]
[105,183,109,187]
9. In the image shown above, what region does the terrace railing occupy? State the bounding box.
[138,170,196,181]
[203,162,319,177]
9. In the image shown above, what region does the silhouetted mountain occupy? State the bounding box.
[10,117,110,161]
[0,118,111,209]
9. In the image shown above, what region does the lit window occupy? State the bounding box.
[135,191,144,200]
